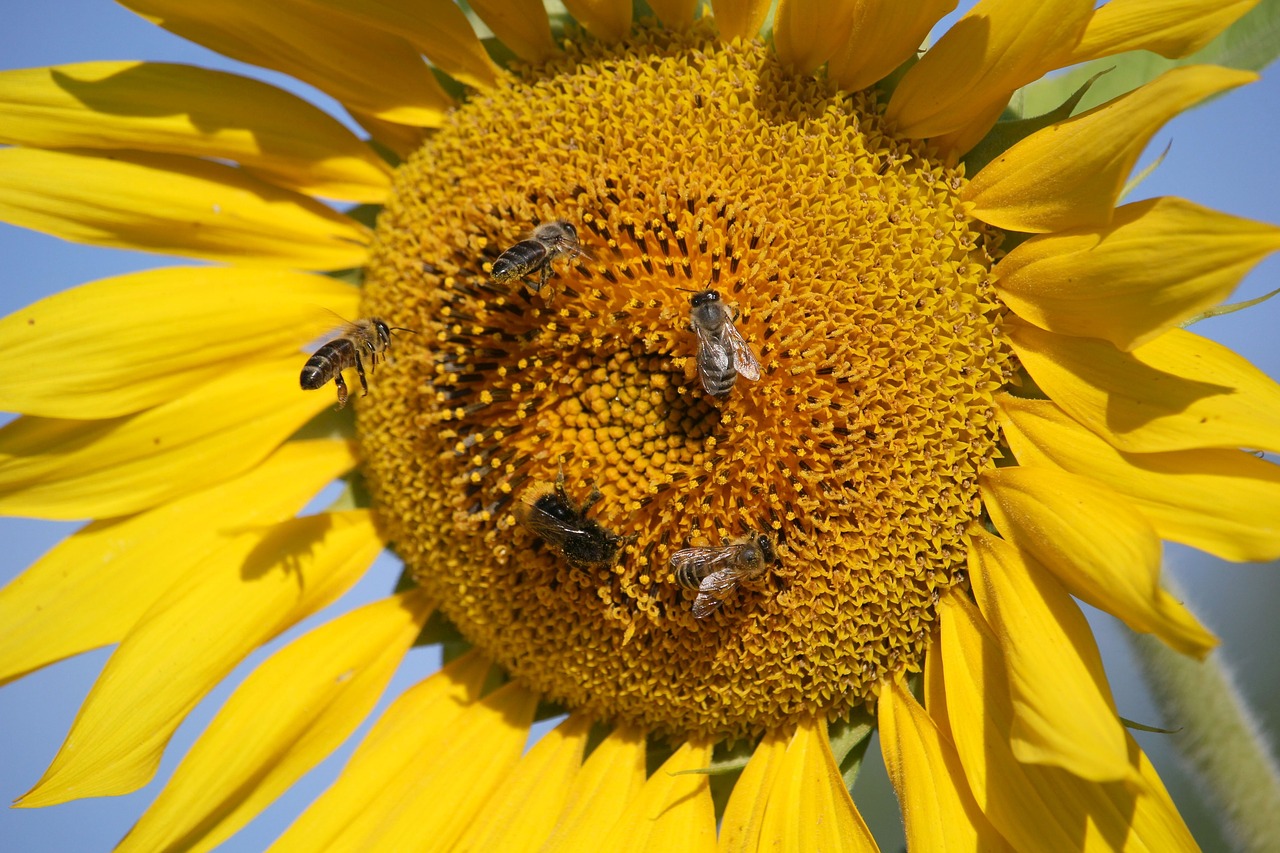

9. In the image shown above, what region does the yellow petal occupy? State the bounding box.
[17,510,383,806]
[718,729,789,853]
[453,714,593,852]
[0,439,354,686]
[269,650,494,852]
[937,590,1199,852]
[1011,322,1280,454]
[1070,0,1260,63]
[0,267,359,419]
[968,526,1132,781]
[562,0,634,41]
[647,0,700,29]
[995,197,1280,350]
[981,465,1217,657]
[773,0,859,76]
[758,717,879,852]
[877,678,1010,852]
[116,591,432,853]
[0,354,336,520]
[0,148,370,269]
[541,725,648,850]
[998,394,1280,562]
[964,66,1256,233]
[599,741,718,852]
[885,0,1093,139]
[828,0,958,93]
[333,681,540,851]
[300,0,500,90]
[710,0,773,42]
[119,0,454,126]
[468,0,557,62]
[0,62,392,202]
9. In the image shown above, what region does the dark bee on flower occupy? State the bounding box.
[516,473,626,569]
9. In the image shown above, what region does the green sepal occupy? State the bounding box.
[1120,715,1182,735]
[289,403,357,444]
[413,605,475,664]
[534,697,571,722]
[1185,285,1280,326]
[828,705,876,792]
[963,68,1111,174]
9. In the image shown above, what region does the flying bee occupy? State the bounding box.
[490,220,584,292]
[299,318,415,408]
[516,473,626,569]
[687,290,761,397]
[671,534,777,619]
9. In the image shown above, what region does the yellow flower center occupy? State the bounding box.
[360,22,1012,739]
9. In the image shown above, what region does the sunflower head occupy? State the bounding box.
[3,1,1278,850]
[359,20,1011,739]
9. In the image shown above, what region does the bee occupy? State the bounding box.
[516,473,626,569]
[670,534,776,619]
[490,220,583,292]
[299,318,414,408]
[687,290,761,397]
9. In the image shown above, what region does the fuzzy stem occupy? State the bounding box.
[1126,601,1280,852]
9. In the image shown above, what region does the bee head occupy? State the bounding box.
[690,289,720,308]
[755,535,778,564]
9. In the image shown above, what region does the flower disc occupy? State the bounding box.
[360,23,1012,739]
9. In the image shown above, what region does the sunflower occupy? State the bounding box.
[3,0,1280,850]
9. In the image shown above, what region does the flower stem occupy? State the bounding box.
[1126,594,1280,852]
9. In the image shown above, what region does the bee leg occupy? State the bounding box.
[354,352,370,397]
[581,487,603,512]
[537,264,553,290]
[334,374,349,409]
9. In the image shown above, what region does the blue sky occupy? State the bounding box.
[2,2,1278,850]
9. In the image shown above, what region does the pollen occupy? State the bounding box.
[358,22,1012,740]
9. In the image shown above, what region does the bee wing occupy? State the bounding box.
[519,504,594,542]
[723,320,761,381]
[691,568,742,619]
[693,326,733,393]
[300,309,362,353]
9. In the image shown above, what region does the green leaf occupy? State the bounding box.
[1020,0,1280,117]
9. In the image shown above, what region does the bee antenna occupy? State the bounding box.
[673,286,699,294]
[389,327,419,334]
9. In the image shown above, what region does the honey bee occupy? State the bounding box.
[670,534,776,619]
[687,290,761,397]
[299,318,414,408]
[516,473,626,569]
[490,220,583,292]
